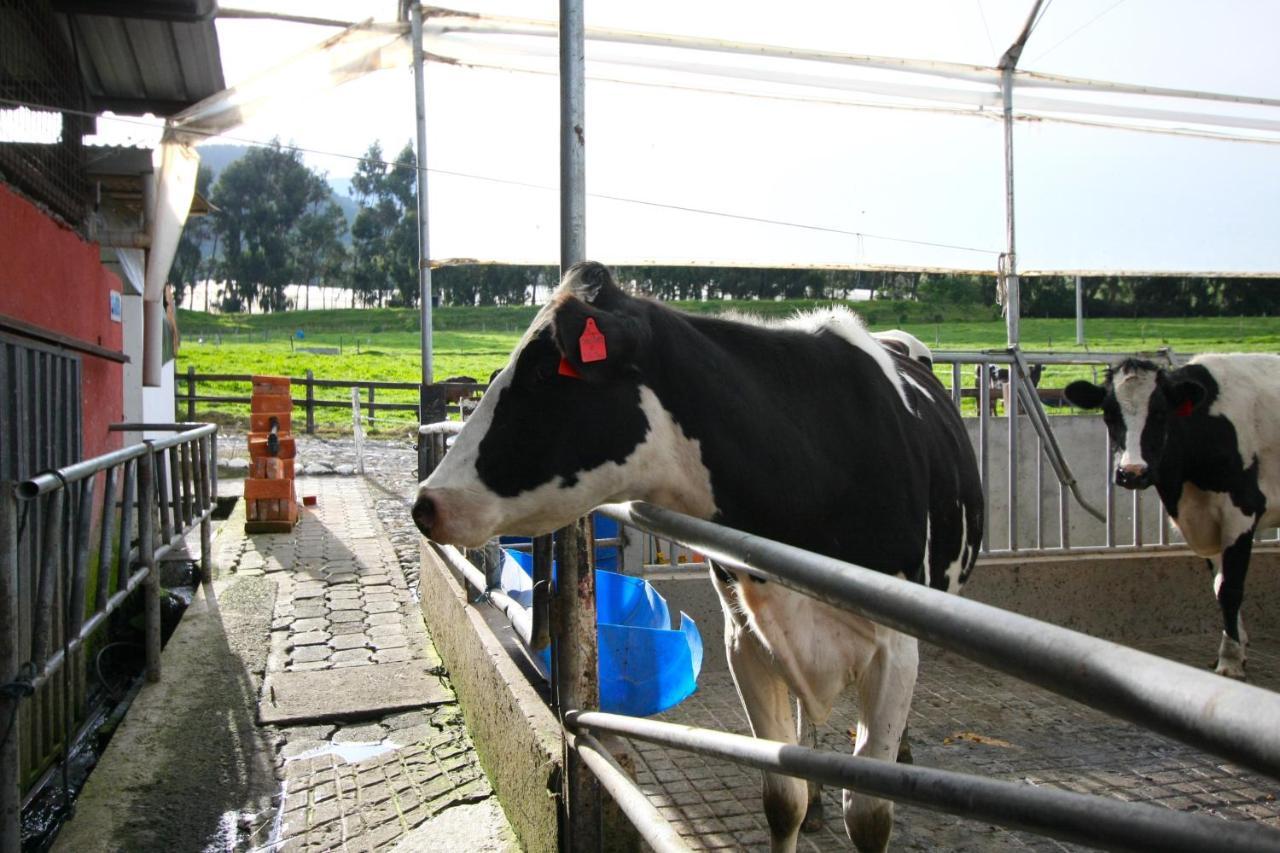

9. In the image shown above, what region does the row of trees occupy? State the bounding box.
[170,141,1276,316]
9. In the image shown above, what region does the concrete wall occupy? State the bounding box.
[0,183,124,461]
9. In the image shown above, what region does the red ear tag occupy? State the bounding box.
[579,318,608,363]
[1175,400,1194,418]
[558,357,582,379]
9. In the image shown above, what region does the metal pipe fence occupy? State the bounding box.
[0,423,218,851]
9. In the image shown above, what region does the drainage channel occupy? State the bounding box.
[20,561,200,852]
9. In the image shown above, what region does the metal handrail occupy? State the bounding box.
[566,710,1278,853]
[597,501,1280,779]
[1,424,219,851]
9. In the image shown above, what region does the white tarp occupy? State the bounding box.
[200,1,1280,275]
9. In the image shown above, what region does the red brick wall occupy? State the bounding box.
[0,183,124,460]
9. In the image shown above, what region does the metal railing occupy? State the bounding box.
[418,399,1280,851]
[0,423,218,851]
[928,349,1280,555]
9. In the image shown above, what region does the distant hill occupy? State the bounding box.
[196,143,357,242]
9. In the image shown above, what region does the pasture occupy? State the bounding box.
[176,304,1280,431]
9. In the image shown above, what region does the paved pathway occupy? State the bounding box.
[215,472,517,853]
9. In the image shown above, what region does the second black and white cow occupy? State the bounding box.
[1065,356,1280,678]
[414,262,983,853]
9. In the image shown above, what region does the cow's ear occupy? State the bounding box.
[551,296,648,381]
[560,261,629,310]
[1161,372,1207,415]
[1063,380,1106,410]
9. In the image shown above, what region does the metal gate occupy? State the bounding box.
[0,333,83,791]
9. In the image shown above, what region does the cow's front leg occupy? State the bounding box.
[726,621,806,853]
[1212,529,1254,679]
[796,700,824,833]
[843,627,917,853]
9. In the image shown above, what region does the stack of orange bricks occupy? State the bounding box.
[245,375,299,533]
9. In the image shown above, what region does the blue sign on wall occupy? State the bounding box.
[109,291,122,323]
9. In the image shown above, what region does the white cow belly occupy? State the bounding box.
[734,580,884,725]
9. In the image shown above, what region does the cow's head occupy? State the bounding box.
[412,262,715,547]
[1064,359,1206,490]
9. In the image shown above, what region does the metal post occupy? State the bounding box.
[139,446,161,682]
[556,0,599,842]
[1001,66,1020,349]
[0,485,20,853]
[530,534,552,651]
[552,517,602,850]
[978,362,990,552]
[410,3,434,386]
[186,365,196,420]
[560,0,587,266]
[1075,275,1085,346]
[1007,359,1019,551]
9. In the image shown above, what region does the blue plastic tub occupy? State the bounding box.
[498,547,703,718]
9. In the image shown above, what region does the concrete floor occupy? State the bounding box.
[626,633,1280,851]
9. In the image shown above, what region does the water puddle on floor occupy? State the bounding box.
[284,740,398,765]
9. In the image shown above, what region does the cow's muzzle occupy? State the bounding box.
[411,493,438,538]
[1115,464,1151,490]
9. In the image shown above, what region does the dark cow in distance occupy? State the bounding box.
[414,262,983,853]
[1065,356,1280,679]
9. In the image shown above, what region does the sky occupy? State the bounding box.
[82,0,1280,275]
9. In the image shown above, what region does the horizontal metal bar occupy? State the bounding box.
[17,424,217,498]
[32,564,150,692]
[596,502,1280,780]
[186,373,484,393]
[567,711,1280,853]
[435,543,534,647]
[109,422,209,432]
[933,350,1182,366]
[568,729,693,853]
[420,421,465,436]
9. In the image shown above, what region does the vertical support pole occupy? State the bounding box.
[1104,430,1116,549]
[1035,433,1044,551]
[950,361,961,409]
[0,485,20,853]
[352,388,366,476]
[556,0,600,843]
[411,3,434,386]
[1001,66,1020,349]
[367,386,376,426]
[1075,275,1085,346]
[186,365,196,421]
[32,490,63,669]
[560,0,587,266]
[1059,482,1070,550]
[139,446,161,682]
[1007,358,1019,552]
[978,361,990,553]
[552,518,602,851]
[530,534,552,651]
[305,369,315,435]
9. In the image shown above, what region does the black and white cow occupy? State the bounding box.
[413,262,983,853]
[1065,356,1280,679]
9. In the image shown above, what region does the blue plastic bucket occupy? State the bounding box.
[498,548,703,718]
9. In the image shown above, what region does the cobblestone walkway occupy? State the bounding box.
[633,635,1280,851]
[215,474,516,853]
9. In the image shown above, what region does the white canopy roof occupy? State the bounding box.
[191,1,1280,275]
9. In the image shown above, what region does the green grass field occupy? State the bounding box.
[176,304,1280,431]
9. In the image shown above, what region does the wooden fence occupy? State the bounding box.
[176,368,487,431]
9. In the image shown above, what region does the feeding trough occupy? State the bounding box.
[498,545,703,718]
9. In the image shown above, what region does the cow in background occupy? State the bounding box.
[1065,355,1280,678]
[414,262,983,852]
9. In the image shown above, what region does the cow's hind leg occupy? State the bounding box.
[1212,530,1254,679]
[727,625,806,853]
[844,628,918,853]
[797,700,824,833]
